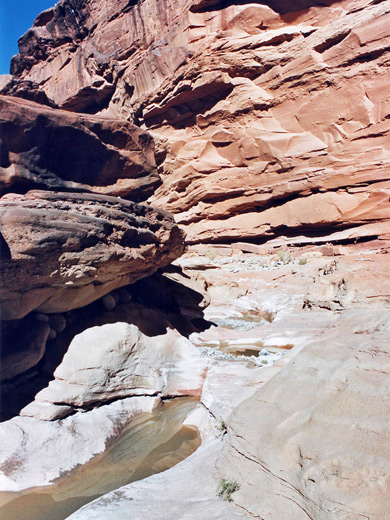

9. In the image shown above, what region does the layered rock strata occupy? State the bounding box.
[5,0,390,245]
[0,190,185,319]
[0,95,159,199]
[0,0,390,519]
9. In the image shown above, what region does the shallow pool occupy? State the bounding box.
[0,398,201,520]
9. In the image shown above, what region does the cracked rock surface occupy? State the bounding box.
[0,95,159,199]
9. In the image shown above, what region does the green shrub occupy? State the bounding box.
[217,478,240,502]
[276,250,293,264]
[205,248,218,261]
[218,419,227,433]
[298,257,307,265]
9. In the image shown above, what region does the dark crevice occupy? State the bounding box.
[61,390,163,417]
[190,0,341,14]
[143,83,234,129]
[314,31,350,53]
[105,0,139,24]
[188,225,381,246]
[342,46,390,67]
[0,233,11,260]
[0,272,211,422]
[60,84,116,114]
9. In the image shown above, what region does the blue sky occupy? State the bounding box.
[0,1,57,74]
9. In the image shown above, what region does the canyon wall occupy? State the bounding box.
[3,0,390,245]
[1,2,390,520]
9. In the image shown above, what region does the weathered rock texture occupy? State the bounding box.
[0,190,185,319]
[58,245,390,520]
[0,95,159,199]
[21,320,207,420]
[0,396,160,492]
[5,0,390,245]
[225,311,390,520]
[1,1,390,518]
[196,246,390,520]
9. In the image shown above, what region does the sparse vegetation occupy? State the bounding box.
[217,478,240,502]
[276,250,293,264]
[298,257,307,265]
[204,248,219,261]
[218,419,227,433]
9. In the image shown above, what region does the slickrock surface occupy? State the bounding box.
[0,190,185,319]
[65,244,390,520]
[6,0,390,244]
[225,309,390,520]
[65,424,248,520]
[0,95,159,199]
[21,320,207,420]
[0,396,160,492]
[187,245,390,520]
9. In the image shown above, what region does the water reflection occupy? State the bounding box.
[0,398,201,520]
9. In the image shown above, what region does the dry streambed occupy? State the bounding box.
[2,244,389,520]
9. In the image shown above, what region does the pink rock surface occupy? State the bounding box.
[6,0,390,245]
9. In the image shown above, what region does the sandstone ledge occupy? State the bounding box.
[0,190,185,319]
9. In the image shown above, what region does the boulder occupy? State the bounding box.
[0,190,185,319]
[0,95,159,200]
[21,320,208,419]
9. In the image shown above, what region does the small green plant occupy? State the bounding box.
[298,257,307,265]
[276,250,293,264]
[217,478,240,502]
[218,419,227,434]
[204,248,218,261]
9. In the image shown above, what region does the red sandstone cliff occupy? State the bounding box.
[1,3,390,520]
[2,0,389,246]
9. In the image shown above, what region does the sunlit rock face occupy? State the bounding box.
[6,0,390,245]
[1,1,390,519]
[21,321,208,420]
[224,309,390,520]
[0,190,185,319]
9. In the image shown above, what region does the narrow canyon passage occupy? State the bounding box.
[0,0,389,517]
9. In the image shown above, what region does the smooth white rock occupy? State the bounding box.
[0,396,160,493]
[22,322,209,418]
[65,408,248,520]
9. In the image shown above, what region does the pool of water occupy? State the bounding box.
[0,398,201,520]
[211,309,275,332]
